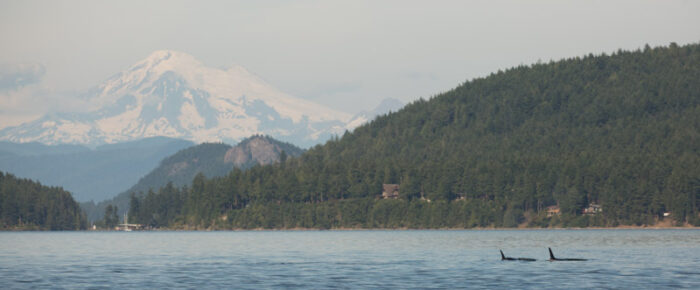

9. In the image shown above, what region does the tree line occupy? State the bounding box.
[0,171,87,230]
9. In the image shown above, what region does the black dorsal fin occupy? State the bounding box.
[548,247,555,260]
[500,250,506,260]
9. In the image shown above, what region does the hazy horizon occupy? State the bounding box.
[1,0,699,129]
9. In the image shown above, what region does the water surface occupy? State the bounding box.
[1,229,699,288]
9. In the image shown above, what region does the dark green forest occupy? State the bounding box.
[0,172,87,230]
[129,43,700,229]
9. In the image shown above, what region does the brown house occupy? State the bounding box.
[382,184,400,199]
[546,205,560,217]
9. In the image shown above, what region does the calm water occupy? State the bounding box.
[1,230,699,289]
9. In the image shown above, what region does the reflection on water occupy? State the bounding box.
[1,230,699,288]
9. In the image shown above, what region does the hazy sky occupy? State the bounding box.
[1,0,699,128]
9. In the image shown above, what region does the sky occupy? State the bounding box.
[1,0,699,129]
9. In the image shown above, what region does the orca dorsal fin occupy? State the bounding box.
[548,247,555,260]
[500,250,506,260]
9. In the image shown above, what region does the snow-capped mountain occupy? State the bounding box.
[0,50,352,147]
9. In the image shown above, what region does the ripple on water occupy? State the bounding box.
[0,230,699,288]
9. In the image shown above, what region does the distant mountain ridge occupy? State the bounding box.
[0,137,194,202]
[82,135,303,221]
[0,50,352,148]
[346,98,404,129]
[0,141,90,156]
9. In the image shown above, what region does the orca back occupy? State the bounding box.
[548,247,587,261]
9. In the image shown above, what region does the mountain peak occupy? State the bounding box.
[143,49,199,65]
[224,134,304,167]
[126,50,204,80]
[1,51,354,147]
[145,50,180,60]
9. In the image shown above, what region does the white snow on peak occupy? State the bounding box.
[0,50,359,147]
[96,50,350,123]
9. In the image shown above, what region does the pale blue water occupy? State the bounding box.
[1,230,699,289]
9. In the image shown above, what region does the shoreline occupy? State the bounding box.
[93,225,700,232]
[3,227,699,232]
[4,222,699,232]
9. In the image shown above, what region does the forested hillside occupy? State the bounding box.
[84,135,303,221]
[0,172,87,230]
[130,43,699,229]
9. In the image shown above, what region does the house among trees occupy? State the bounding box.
[546,205,560,217]
[583,203,602,215]
[382,184,400,199]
